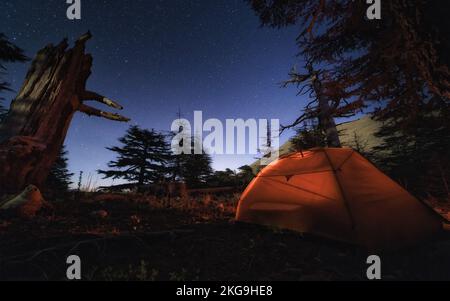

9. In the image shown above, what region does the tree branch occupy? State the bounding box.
[78,104,130,122]
[76,31,92,45]
[280,112,311,133]
[81,91,124,110]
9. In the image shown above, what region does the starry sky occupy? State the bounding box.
[0,0,305,187]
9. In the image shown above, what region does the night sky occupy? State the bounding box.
[1,0,304,187]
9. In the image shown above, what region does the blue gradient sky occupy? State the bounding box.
[1,0,308,187]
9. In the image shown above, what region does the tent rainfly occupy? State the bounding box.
[236,148,443,250]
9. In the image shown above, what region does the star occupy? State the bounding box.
[1,0,302,185]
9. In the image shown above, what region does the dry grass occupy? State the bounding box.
[1,191,450,281]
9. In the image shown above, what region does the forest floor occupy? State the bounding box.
[0,192,450,281]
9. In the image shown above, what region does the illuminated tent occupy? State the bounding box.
[236,148,443,250]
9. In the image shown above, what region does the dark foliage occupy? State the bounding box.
[249,0,450,198]
[209,169,238,187]
[290,120,327,151]
[208,166,256,188]
[0,33,28,121]
[168,129,214,189]
[373,103,450,198]
[45,146,74,195]
[237,165,256,186]
[174,151,213,189]
[98,126,172,187]
[248,0,450,125]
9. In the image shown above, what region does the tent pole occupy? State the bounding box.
[323,149,357,230]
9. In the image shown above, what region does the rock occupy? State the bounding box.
[444,222,450,232]
[91,210,109,219]
[0,185,46,219]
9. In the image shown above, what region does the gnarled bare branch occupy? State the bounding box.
[77,31,92,44]
[280,112,312,133]
[79,104,130,122]
[81,91,124,110]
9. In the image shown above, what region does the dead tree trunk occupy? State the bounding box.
[281,64,342,148]
[0,32,129,195]
[309,68,341,148]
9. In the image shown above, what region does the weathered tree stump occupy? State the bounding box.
[0,32,129,195]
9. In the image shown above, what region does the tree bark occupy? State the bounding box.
[281,64,342,148]
[0,32,129,195]
[310,69,341,148]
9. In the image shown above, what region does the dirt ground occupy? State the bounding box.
[1,193,450,281]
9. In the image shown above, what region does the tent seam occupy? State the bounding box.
[262,177,341,203]
[323,149,357,230]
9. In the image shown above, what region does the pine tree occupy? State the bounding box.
[0,33,28,122]
[98,126,172,188]
[373,103,450,198]
[169,118,214,188]
[290,120,327,152]
[45,146,74,194]
[249,0,450,199]
[237,165,255,187]
[175,150,213,189]
[248,0,449,126]
[210,169,238,187]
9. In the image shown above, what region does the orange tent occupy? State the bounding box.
[236,148,443,250]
